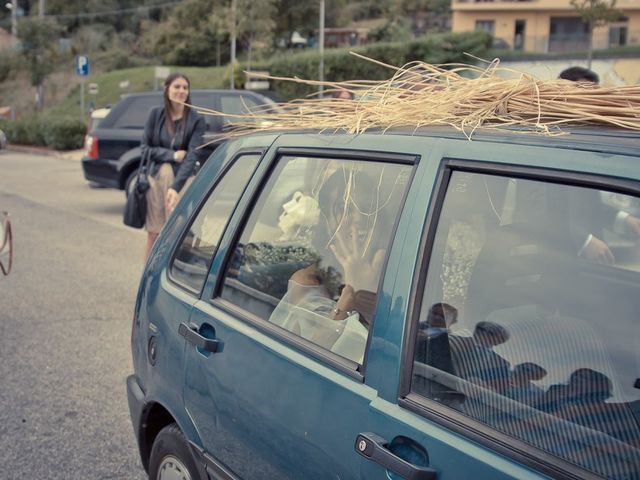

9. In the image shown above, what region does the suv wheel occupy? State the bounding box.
[149,423,200,480]
[124,168,139,199]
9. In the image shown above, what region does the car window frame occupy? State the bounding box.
[166,148,265,298]
[398,156,640,480]
[209,146,418,379]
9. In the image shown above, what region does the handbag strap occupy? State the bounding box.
[139,148,151,178]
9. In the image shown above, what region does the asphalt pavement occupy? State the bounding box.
[0,148,147,479]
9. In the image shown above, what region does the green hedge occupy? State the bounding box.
[251,31,492,100]
[0,115,86,150]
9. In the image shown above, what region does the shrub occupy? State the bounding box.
[43,116,86,150]
[11,116,48,146]
[0,115,86,150]
[251,31,492,100]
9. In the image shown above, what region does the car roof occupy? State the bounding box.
[243,125,640,158]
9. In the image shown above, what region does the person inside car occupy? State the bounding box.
[269,165,404,362]
[141,73,206,259]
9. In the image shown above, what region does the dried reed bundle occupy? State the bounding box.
[190,53,640,142]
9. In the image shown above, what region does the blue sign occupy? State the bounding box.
[76,55,89,76]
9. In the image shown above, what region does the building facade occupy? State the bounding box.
[452,0,640,53]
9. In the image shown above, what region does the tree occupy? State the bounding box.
[211,0,277,69]
[151,0,222,66]
[570,0,622,68]
[17,16,62,110]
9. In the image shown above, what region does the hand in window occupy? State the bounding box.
[580,235,615,264]
[625,214,640,237]
[330,224,386,293]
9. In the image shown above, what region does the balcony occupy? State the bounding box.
[453,0,580,11]
[453,0,640,10]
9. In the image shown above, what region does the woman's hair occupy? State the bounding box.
[163,72,192,136]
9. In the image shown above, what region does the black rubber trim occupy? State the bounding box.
[210,297,364,382]
[443,159,640,197]
[189,441,239,480]
[276,147,419,165]
[399,395,602,480]
[166,148,265,298]
[398,158,639,480]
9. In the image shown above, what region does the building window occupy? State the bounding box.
[475,20,495,35]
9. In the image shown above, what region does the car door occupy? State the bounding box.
[360,140,640,480]
[181,137,418,479]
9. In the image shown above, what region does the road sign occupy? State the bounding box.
[155,66,170,79]
[76,55,89,76]
[88,83,98,95]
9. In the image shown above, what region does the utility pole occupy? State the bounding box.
[230,0,236,90]
[37,0,45,110]
[319,0,325,98]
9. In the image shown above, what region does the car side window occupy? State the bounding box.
[411,170,640,479]
[220,156,412,364]
[169,154,261,293]
[113,97,159,128]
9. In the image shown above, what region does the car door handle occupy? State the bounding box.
[355,433,437,480]
[178,322,221,353]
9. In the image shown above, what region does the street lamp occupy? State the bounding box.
[319,0,325,98]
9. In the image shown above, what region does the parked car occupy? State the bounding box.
[127,126,640,480]
[0,211,12,276]
[81,90,275,196]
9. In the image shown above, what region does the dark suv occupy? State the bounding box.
[81,89,274,195]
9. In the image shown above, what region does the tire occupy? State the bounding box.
[148,423,201,480]
[124,168,139,199]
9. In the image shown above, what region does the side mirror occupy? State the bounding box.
[0,211,12,276]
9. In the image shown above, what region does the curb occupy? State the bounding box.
[5,144,84,161]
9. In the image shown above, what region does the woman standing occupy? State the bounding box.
[141,73,205,259]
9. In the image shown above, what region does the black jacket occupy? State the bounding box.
[141,106,206,192]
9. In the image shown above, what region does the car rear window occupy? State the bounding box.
[219,94,263,125]
[112,97,160,129]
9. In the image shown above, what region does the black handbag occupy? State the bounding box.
[123,150,151,229]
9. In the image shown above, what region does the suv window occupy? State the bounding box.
[411,170,640,479]
[220,156,412,363]
[170,154,261,293]
[220,95,262,125]
[113,96,159,129]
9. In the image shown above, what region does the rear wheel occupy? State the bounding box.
[124,168,139,199]
[148,423,201,480]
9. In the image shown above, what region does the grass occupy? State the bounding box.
[46,65,230,118]
[9,42,640,119]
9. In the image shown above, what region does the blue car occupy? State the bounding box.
[128,126,640,480]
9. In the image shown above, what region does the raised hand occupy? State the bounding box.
[330,223,386,292]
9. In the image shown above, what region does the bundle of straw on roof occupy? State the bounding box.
[191,53,640,142]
